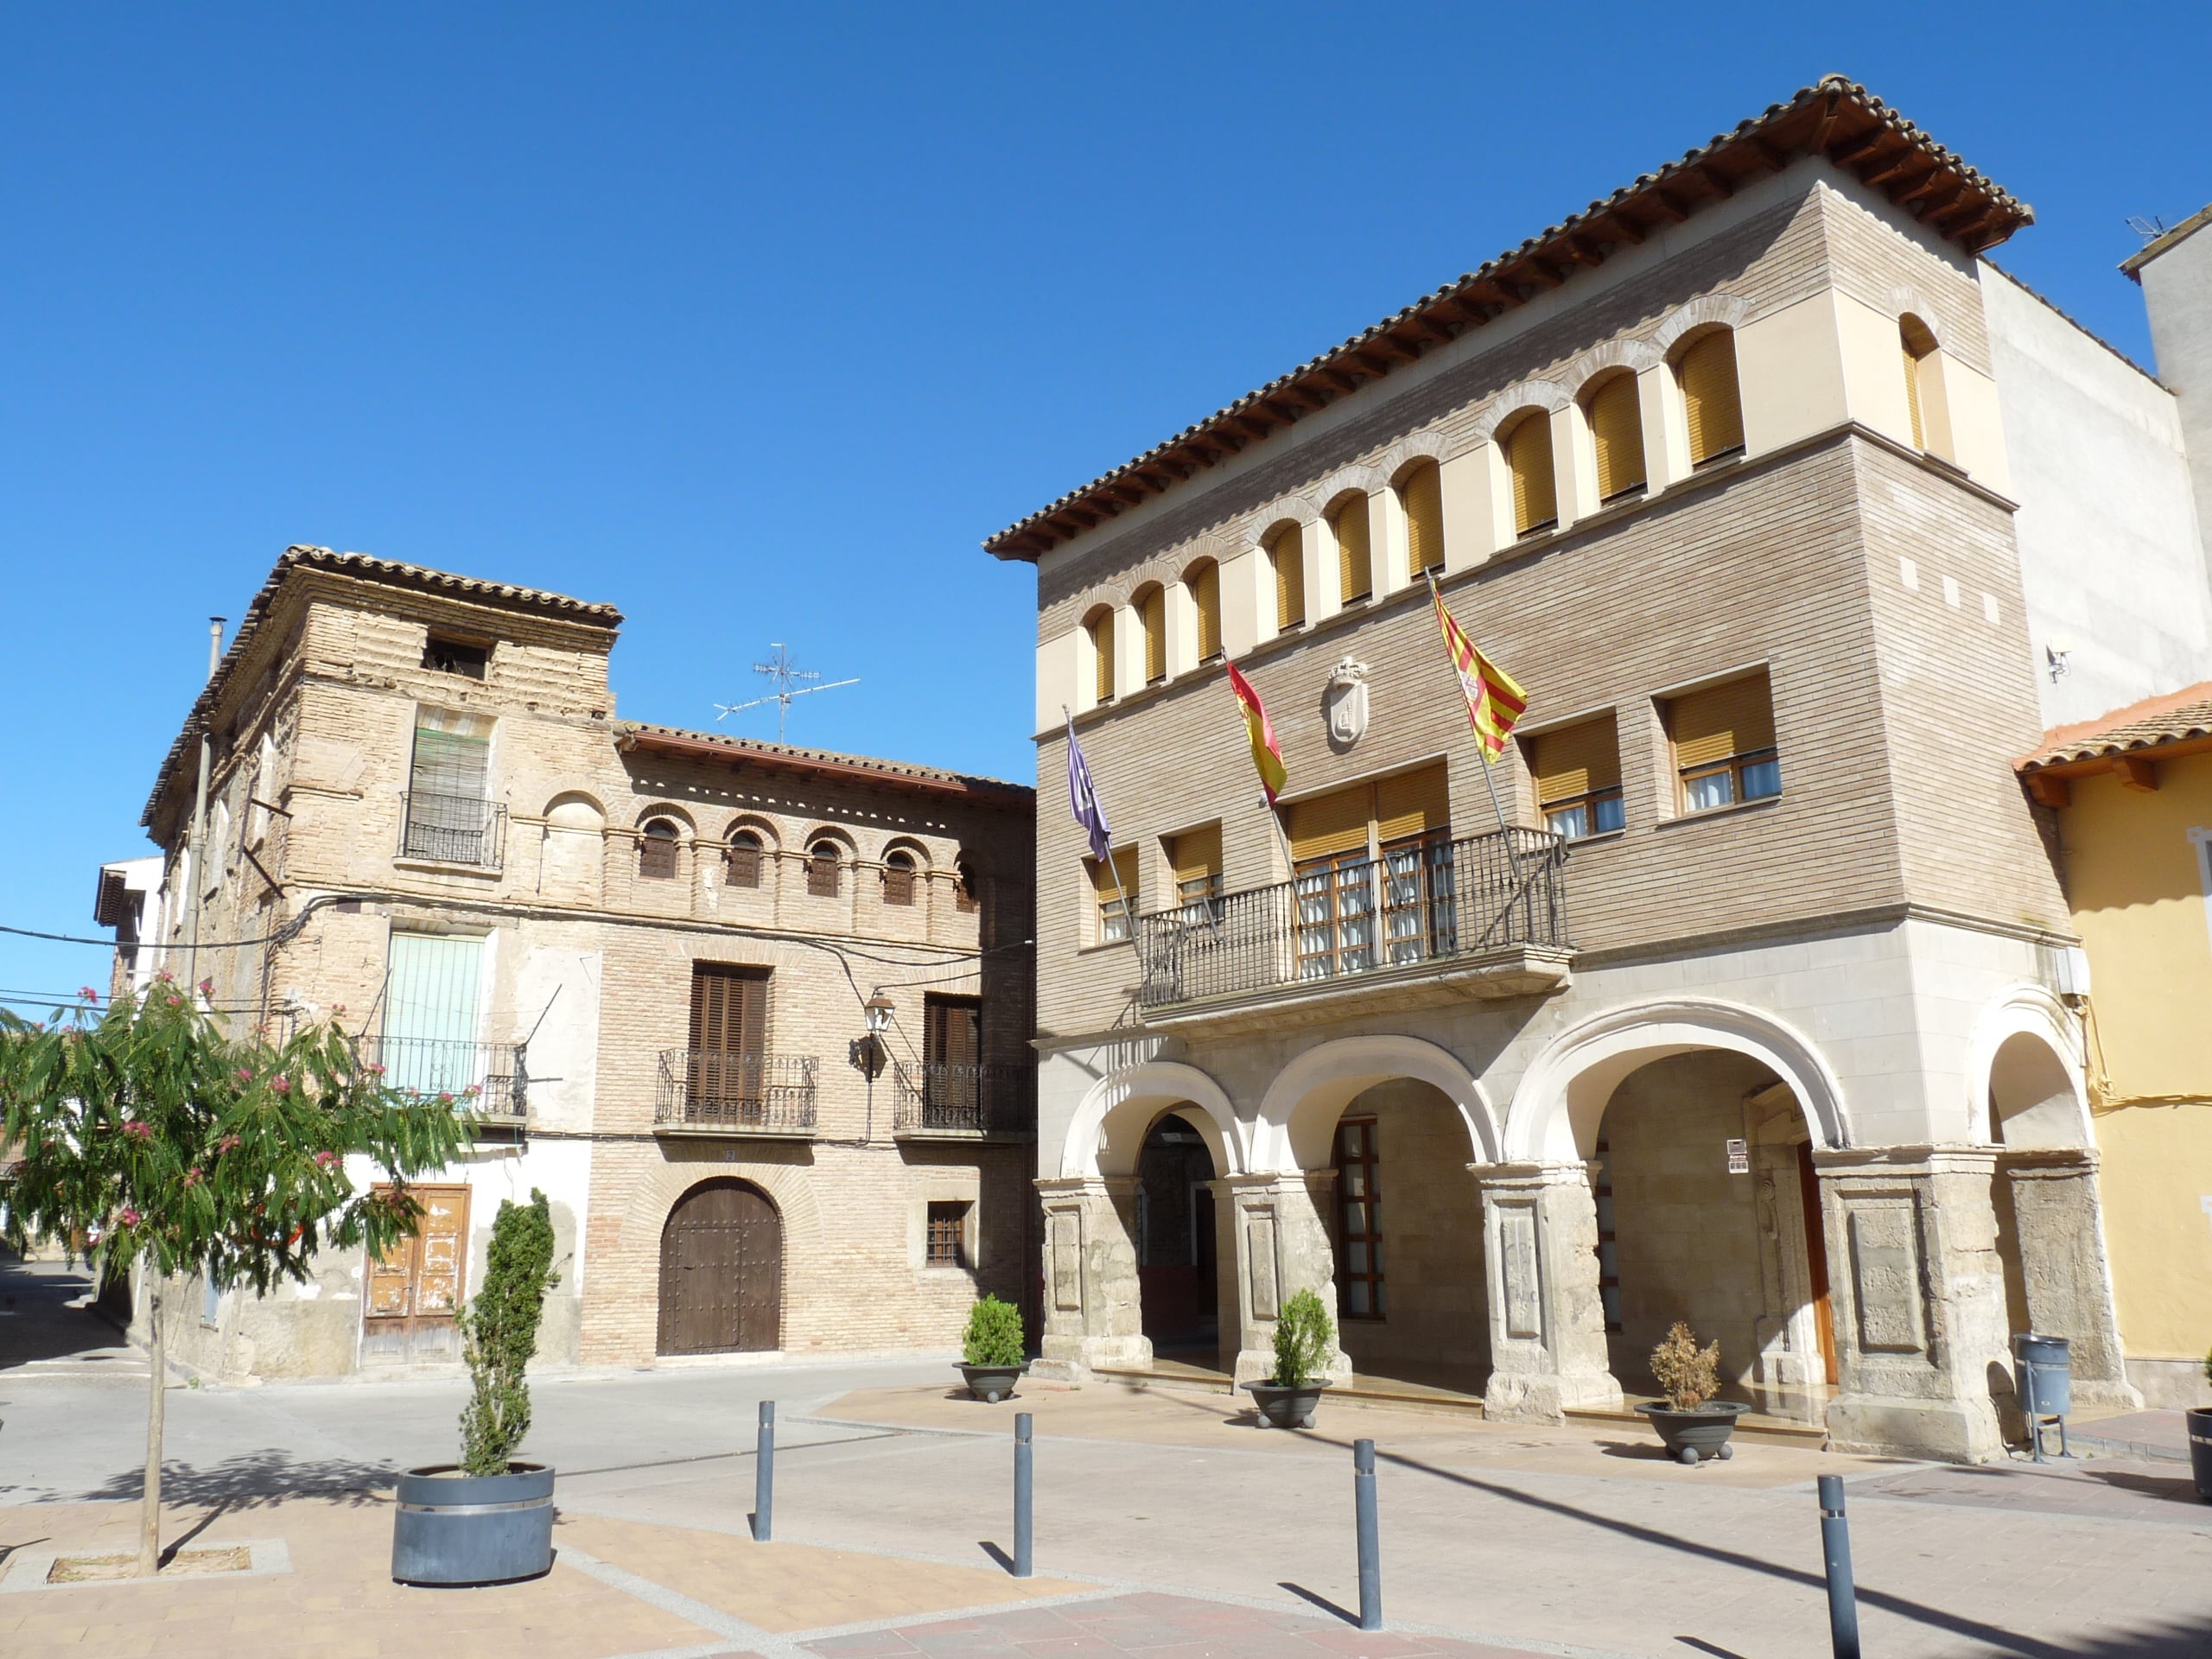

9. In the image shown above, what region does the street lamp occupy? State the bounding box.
[849,989,895,1082]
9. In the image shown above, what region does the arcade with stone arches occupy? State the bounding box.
[1036,992,2134,1459]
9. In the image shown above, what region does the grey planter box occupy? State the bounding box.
[1244,1380,1328,1429]
[957,1363,1028,1403]
[391,1463,555,1586]
[1637,1401,1749,1465]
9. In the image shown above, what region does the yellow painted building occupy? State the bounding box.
[2022,683,2212,1407]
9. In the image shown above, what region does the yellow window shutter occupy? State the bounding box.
[1401,463,1444,575]
[1170,823,1223,887]
[1288,784,1373,862]
[1902,338,1924,449]
[1091,847,1139,905]
[1589,376,1646,501]
[1375,764,1450,843]
[1274,526,1306,628]
[1680,332,1744,464]
[1508,416,1556,533]
[1334,499,1371,601]
[1192,562,1221,659]
[1531,716,1622,804]
[1141,588,1165,682]
[1669,672,1776,769]
[1092,612,1116,702]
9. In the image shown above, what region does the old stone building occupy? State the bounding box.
[119,547,1035,1379]
[988,79,2211,1460]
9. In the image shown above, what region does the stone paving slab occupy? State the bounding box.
[2067,1409,2191,1463]
[1855,1456,2210,1528]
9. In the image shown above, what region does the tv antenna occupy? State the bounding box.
[2126,215,2170,243]
[714,644,859,743]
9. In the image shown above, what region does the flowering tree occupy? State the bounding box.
[0,979,475,1576]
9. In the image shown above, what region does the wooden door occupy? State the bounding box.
[1796,1143,1839,1387]
[688,964,768,1122]
[364,1184,471,1364]
[924,994,983,1125]
[658,1179,782,1356]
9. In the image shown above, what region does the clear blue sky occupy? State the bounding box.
[3,4,2204,1000]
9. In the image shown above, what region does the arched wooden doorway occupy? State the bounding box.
[658,1179,782,1356]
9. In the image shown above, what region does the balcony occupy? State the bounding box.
[398,791,508,869]
[655,1051,819,1137]
[892,1062,1036,1140]
[1135,827,1573,1032]
[365,1036,528,1119]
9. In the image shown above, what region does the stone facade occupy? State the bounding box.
[995,97,2168,1459]
[121,548,1036,1380]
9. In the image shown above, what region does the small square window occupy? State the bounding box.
[423,636,490,679]
[926,1201,970,1268]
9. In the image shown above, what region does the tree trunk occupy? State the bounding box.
[137,1277,166,1578]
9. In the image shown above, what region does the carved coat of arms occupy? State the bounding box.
[1325,657,1370,750]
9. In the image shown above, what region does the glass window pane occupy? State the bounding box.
[1593,792,1626,834]
[1346,1241,1368,1274]
[1548,801,1591,841]
[1685,769,1734,811]
[1742,756,1783,799]
[1347,1280,1370,1315]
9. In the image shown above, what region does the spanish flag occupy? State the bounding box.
[1427,573,1528,760]
[1225,661,1287,804]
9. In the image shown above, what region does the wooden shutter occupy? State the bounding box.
[1190,561,1222,659]
[925,995,982,1068]
[1333,500,1371,601]
[1375,765,1450,843]
[1589,375,1646,500]
[1090,847,1139,907]
[691,964,768,1058]
[1141,588,1166,682]
[1400,464,1444,575]
[1170,823,1223,888]
[639,821,678,880]
[1091,612,1116,702]
[1680,332,1744,464]
[807,842,840,897]
[1902,338,1924,449]
[1669,673,1776,769]
[410,728,488,799]
[1288,785,1372,862]
[1507,416,1557,533]
[1531,716,1622,804]
[882,853,915,906]
[727,833,762,887]
[1272,527,1306,628]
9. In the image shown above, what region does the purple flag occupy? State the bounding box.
[1065,717,1112,863]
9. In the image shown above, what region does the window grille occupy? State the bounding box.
[926,1201,970,1268]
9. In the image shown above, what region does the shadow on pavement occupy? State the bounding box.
[73,1448,399,1508]
[0,1255,133,1371]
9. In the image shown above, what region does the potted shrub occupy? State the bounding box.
[2189,1345,2211,1503]
[1244,1287,1334,1429]
[957,1294,1027,1402]
[1636,1321,1749,1465]
[392,1191,560,1586]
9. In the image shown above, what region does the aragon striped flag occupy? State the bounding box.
[1427,573,1528,761]
[1224,661,1287,804]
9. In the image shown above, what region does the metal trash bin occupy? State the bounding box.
[2013,1332,2072,1461]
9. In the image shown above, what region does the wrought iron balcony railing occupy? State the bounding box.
[655,1050,819,1134]
[398,791,508,868]
[365,1036,528,1118]
[892,1061,1037,1137]
[1135,826,1569,1014]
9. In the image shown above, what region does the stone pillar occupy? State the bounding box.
[1476,1162,1621,1421]
[1033,1177,1148,1378]
[1219,1172,1348,1386]
[1999,1148,2142,1413]
[1815,1147,2011,1462]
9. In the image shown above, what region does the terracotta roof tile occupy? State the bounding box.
[616,723,1033,804]
[2019,681,2212,769]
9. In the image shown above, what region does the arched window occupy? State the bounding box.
[1900,315,1938,451]
[1585,373,1646,502]
[1186,559,1222,662]
[1085,607,1116,705]
[882,848,917,906]
[1503,414,1557,537]
[1135,583,1166,685]
[1398,462,1445,578]
[1268,523,1306,631]
[954,856,981,914]
[1331,496,1371,604]
[806,839,842,898]
[1677,331,1745,467]
[639,818,680,880]
[726,829,763,889]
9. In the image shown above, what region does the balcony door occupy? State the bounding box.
[688,963,769,1122]
[923,994,983,1128]
[1289,765,1450,980]
[383,931,485,1101]
[404,722,492,862]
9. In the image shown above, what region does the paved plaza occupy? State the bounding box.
[3,1262,2209,1657]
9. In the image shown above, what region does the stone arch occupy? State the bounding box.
[543,789,607,827]
[798,823,858,858]
[1315,463,1387,507]
[633,801,697,836]
[876,834,933,871]
[1969,985,2090,1149]
[1377,431,1451,481]
[633,1159,822,1262]
[1468,379,1572,444]
[1885,283,1949,346]
[1252,1034,1501,1173]
[1651,293,1751,357]
[1247,498,1320,549]
[1561,335,1662,397]
[1503,996,1850,1163]
[1060,1059,1245,1181]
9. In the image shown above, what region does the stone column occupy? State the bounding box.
[1999,1148,2142,1413]
[1219,1172,1348,1386]
[1032,1176,1148,1378]
[1815,1147,2011,1462]
[1476,1162,1621,1421]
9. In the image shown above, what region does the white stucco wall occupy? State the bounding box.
[2135,214,2212,586]
[1982,263,2212,726]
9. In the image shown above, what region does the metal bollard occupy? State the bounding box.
[1013,1412,1033,1579]
[1353,1438,1382,1632]
[1817,1474,1860,1659]
[754,1399,775,1542]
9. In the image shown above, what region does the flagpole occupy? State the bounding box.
[1064,706,1145,968]
[1424,574,1533,940]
